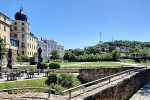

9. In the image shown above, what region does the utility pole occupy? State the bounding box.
[99,32,102,63]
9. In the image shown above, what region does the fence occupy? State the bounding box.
[0,87,55,98]
[62,66,147,99]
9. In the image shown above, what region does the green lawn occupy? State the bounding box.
[60,61,127,68]
[60,62,80,66]
[0,74,83,95]
[80,62,121,66]
[8,61,131,69]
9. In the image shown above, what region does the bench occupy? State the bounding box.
[26,71,34,78]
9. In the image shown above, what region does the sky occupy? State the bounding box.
[1,0,150,50]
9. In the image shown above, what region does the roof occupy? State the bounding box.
[0,12,11,20]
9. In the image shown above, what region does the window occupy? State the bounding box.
[22,23,24,25]
[28,43,29,47]
[14,34,17,38]
[10,38,19,47]
[14,27,17,30]
[4,26,6,31]
[21,42,25,47]
[4,36,6,43]
[30,52,31,55]
[14,22,17,25]
[4,17,6,22]
[22,51,24,54]
[22,34,24,38]
[22,27,24,31]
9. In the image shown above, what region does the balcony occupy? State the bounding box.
[21,45,25,47]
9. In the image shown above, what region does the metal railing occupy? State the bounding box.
[62,66,147,99]
[0,87,55,98]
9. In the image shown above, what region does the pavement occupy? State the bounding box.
[0,71,47,83]
[129,82,150,100]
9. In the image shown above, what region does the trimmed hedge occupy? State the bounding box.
[49,62,61,69]
[41,62,48,69]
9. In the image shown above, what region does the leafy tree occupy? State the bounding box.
[45,72,58,85]
[64,52,71,60]
[16,55,29,62]
[58,73,74,88]
[33,52,38,57]
[50,50,60,59]
[111,50,121,60]
[0,37,7,57]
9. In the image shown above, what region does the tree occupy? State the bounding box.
[33,52,38,57]
[50,50,60,59]
[111,50,121,61]
[0,37,7,70]
[16,55,29,62]
[0,37,7,57]
[64,52,71,61]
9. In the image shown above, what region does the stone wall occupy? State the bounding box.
[83,69,150,100]
[79,67,134,82]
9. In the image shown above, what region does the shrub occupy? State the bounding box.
[41,62,48,69]
[49,62,60,69]
[45,72,58,85]
[58,73,74,88]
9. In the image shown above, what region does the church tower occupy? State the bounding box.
[10,5,37,57]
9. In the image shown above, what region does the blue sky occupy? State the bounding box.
[1,0,150,49]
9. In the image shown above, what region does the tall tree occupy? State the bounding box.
[0,37,7,57]
[50,50,60,59]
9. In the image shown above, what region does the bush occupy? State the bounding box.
[49,62,61,69]
[41,62,48,69]
[58,73,74,88]
[45,72,58,85]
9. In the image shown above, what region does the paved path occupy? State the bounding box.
[130,82,150,100]
[0,72,46,83]
[115,62,146,67]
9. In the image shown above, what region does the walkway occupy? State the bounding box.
[0,72,46,83]
[129,82,150,100]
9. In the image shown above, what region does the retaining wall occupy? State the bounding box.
[79,67,134,82]
[83,69,150,100]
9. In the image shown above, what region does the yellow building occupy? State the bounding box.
[10,8,38,57]
[0,12,11,48]
[0,8,38,59]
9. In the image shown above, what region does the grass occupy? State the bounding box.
[60,62,80,66]
[0,74,83,95]
[80,62,121,66]
[2,61,131,70]
[60,61,127,68]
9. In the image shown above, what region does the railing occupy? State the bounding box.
[62,66,147,99]
[0,87,55,98]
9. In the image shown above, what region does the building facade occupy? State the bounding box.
[10,8,38,57]
[0,12,11,48]
[0,8,38,58]
[38,39,64,58]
